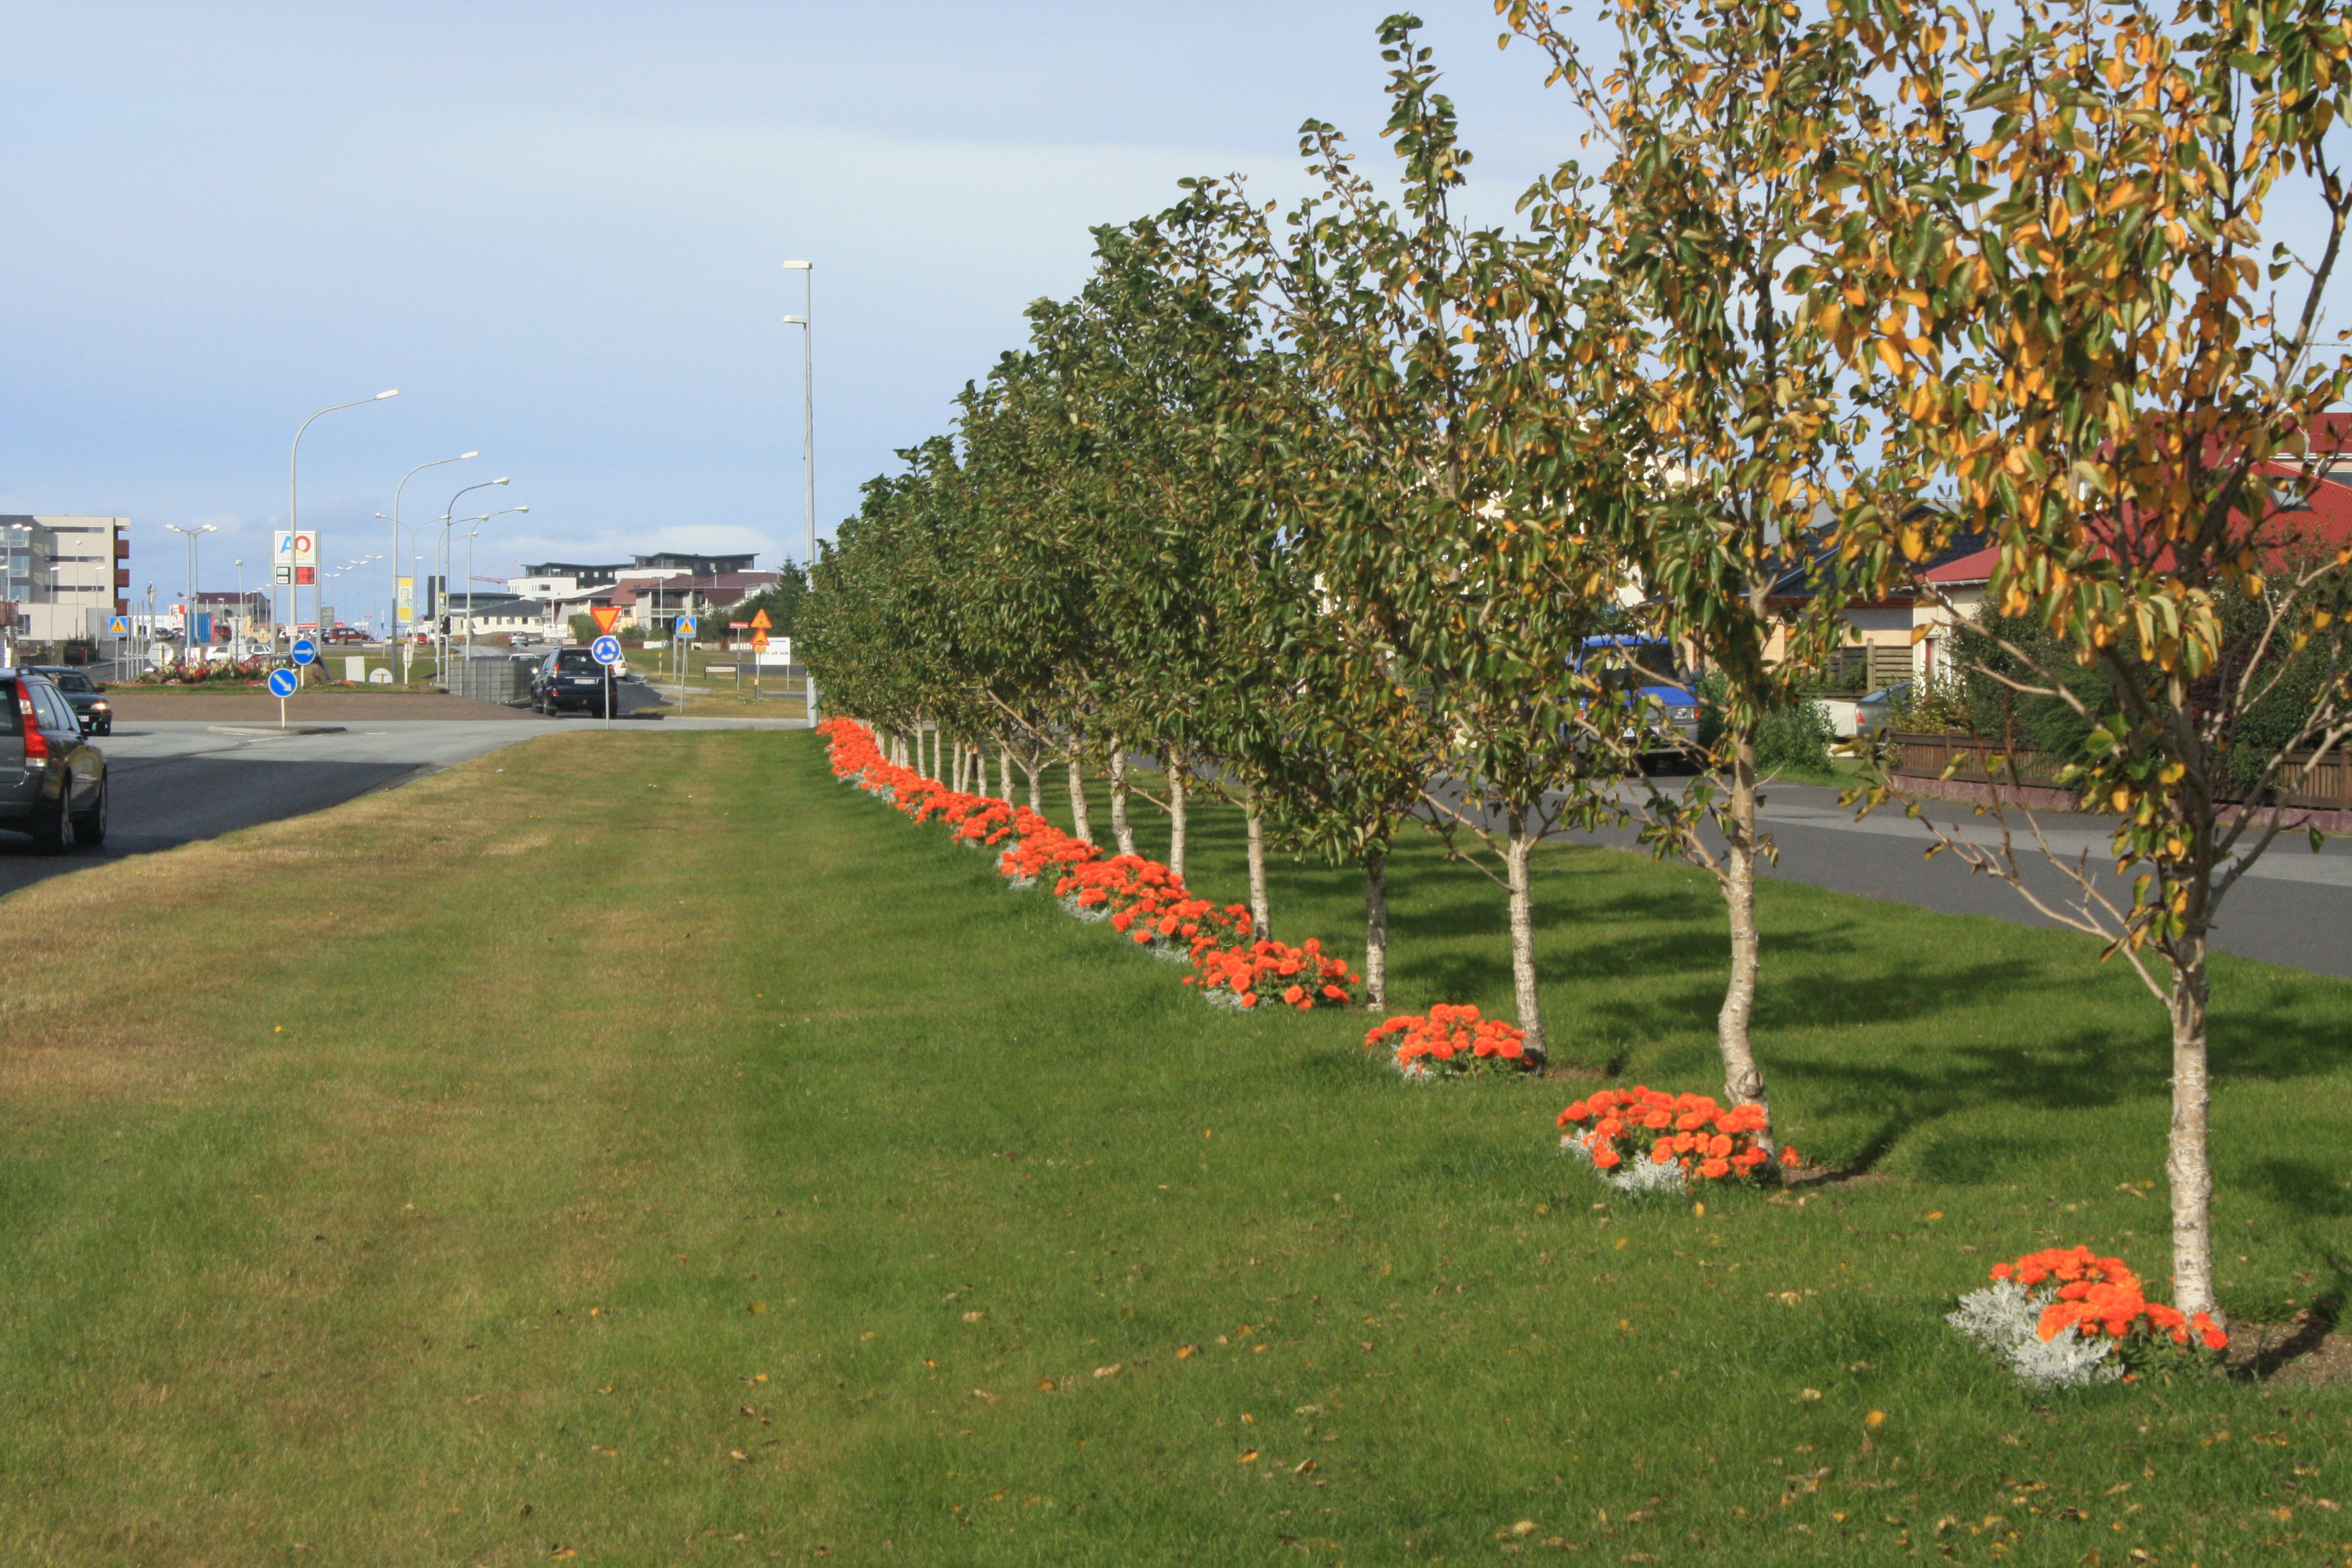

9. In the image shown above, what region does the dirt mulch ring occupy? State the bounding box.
[2227,1313,2352,1385]
[106,691,538,722]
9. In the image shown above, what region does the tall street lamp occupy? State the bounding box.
[458,506,528,671]
[162,523,218,665]
[783,258,817,725]
[233,558,246,658]
[289,388,399,682]
[390,451,476,680]
[436,478,508,685]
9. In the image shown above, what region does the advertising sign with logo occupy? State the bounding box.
[272,529,319,586]
[395,577,414,625]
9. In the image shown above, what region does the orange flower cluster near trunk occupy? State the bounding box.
[821,720,1357,1011]
[1362,1004,1530,1078]
[1557,1086,1797,1181]
[1990,1247,2227,1353]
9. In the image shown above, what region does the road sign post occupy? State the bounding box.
[590,633,621,731]
[290,635,316,688]
[267,665,299,729]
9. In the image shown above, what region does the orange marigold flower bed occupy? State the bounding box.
[820,720,1360,1009]
[1362,1004,1530,1079]
[1186,938,1359,1011]
[1555,1085,1797,1187]
[1950,1244,2227,1389]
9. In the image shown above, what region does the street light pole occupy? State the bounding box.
[460,506,528,673]
[390,451,476,684]
[234,559,244,658]
[435,477,508,687]
[163,523,218,667]
[289,389,399,682]
[783,258,817,726]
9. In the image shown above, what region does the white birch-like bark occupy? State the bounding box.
[1715,728,1774,1145]
[1166,751,1189,881]
[1023,756,1042,814]
[1503,809,1547,1066]
[1108,736,1135,857]
[1067,757,1094,843]
[1364,846,1389,1013]
[998,745,1013,801]
[1245,787,1272,941]
[2167,944,2218,1318]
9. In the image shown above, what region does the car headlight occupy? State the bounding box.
[1667,705,1696,720]
[91,701,109,711]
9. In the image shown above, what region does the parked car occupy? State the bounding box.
[324,626,370,645]
[1854,680,1915,737]
[24,667,113,735]
[0,670,108,852]
[1577,636,1700,766]
[530,648,615,717]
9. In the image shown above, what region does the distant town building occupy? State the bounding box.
[0,515,129,641]
[506,550,775,633]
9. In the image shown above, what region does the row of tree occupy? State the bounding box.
[803,1,2352,1321]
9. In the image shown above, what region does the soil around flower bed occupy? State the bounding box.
[2227,1313,2352,1385]
[107,691,534,722]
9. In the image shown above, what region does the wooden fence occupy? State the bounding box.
[1889,731,2352,813]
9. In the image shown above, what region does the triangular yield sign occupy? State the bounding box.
[749,609,772,630]
[589,606,622,635]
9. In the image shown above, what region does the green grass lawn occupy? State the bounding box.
[0,730,2345,1566]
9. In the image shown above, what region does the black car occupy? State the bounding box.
[26,666,114,735]
[531,648,615,716]
[0,670,108,854]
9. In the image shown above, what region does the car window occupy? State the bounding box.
[555,650,596,672]
[52,672,92,692]
[32,685,72,733]
[0,681,20,737]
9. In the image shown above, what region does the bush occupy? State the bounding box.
[1695,672,1833,773]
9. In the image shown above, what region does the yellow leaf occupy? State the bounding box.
[1238,1449,1261,1463]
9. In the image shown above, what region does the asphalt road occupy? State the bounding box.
[1561,779,2352,981]
[0,711,806,899]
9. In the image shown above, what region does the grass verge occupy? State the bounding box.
[0,731,2345,1565]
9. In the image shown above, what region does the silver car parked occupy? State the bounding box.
[0,670,108,854]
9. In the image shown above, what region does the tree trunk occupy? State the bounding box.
[1023,753,1042,814]
[1245,786,1272,941]
[998,745,1013,802]
[1503,808,1547,1067]
[1067,755,1094,843]
[1108,736,1135,857]
[1167,751,1189,882]
[924,722,936,781]
[1364,844,1389,1013]
[2166,943,2218,1320]
[1716,725,1774,1148]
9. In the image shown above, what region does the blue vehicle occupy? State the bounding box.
[1578,636,1701,763]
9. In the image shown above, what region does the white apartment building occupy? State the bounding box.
[0,515,129,642]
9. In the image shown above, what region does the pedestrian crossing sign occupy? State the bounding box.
[674,615,697,638]
[106,615,131,636]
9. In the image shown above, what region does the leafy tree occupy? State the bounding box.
[1825,0,2352,1316]
[1502,0,1888,1132]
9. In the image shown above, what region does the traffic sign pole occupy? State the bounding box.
[267,665,299,729]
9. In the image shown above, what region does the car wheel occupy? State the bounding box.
[71,774,108,848]
[30,784,76,856]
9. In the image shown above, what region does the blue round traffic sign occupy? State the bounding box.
[291,637,318,665]
[267,668,300,699]
[590,635,622,667]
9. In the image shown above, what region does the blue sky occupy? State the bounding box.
[0,2,1575,615]
[4,4,2343,622]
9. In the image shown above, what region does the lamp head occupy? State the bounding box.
[782,314,808,325]
[460,450,479,459]
[494,477,511,485]
[516,505,531,514]
[375,389,400,399]
[782,260,812,270]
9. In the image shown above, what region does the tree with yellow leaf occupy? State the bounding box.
[1500,0,1901,1148]
[1821,0,2352,1318]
